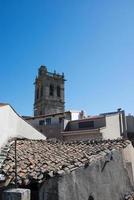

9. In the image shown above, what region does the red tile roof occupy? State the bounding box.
[0,138,130,187]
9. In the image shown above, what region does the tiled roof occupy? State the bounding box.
[23,111,71,120]
[124,192,134,200]
[0,138,130,187]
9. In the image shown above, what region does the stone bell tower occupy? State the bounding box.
[34,65,65,116]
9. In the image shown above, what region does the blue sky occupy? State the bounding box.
[0,0,134,116]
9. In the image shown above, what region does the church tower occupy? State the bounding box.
[34,65,65,116]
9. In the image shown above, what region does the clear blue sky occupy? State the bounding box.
[0,0,134,116]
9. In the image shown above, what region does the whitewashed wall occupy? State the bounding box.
[101,114,121,139]
[71,112,80,120]
[0,105,46,148]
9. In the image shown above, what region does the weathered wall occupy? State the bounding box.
[34,66,65,116]
[39,177,58,200]
[123,143,134,184]
[36,124,63,139]
[58,150,134,200]
[62,129,102,141]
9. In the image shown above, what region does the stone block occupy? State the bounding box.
[3,188,31,200]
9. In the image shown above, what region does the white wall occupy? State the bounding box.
[0,105,46,148]
[71,112,80,121]
[27,111,81,127]
[101,114,121,139]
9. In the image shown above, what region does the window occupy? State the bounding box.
[59,117,62,124]
[40,85,43,97]
[57,86,61,97]
[78,121,94,129]
[36,88,39,99]
[49,84,54,96]
[46,118,51,125]
[39,120,45,126]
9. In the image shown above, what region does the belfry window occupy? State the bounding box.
[41,85,43,97]
[49,84,54,96]
[57,86,61,97]
[36,88,39,99]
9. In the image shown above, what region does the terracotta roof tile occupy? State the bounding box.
[0,138,130,187]
[124,192,134,200]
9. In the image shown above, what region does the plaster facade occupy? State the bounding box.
[25,111,82,138]
[0,104,46,148]
[39,149,134,200]
[63,110,127,141]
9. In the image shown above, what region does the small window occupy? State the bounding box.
[59,117,62,124]
[46,118,51,125]
[39,120,44,126]
[41,85,43,97]
[78,121,94,129]
[57,86,61,97]
[49,84,54,96]
[36,88,39,99]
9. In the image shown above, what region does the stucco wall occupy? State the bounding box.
[0,105,46,148]
[122,142,134,184]
[38,150,134,200]
[101,114,121,139]
[71,112,81,121]
[58,150,133,200]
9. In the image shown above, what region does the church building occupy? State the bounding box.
[34,65,65,116]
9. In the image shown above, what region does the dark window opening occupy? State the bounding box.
[39,120,44,126]
[59,117,62,124]
[88,195,94,200]
[40,111,42,115]
[57,86,61,97]
[78,121,94,129]
[41,85,43,97]
[49,84,54,96]
[46,118,51,125]
[36,88,39,99]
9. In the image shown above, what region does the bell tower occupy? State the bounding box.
[34,65,65,116]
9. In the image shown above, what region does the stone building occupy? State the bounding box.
[0,138,134,200]
[34,66,65,116]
